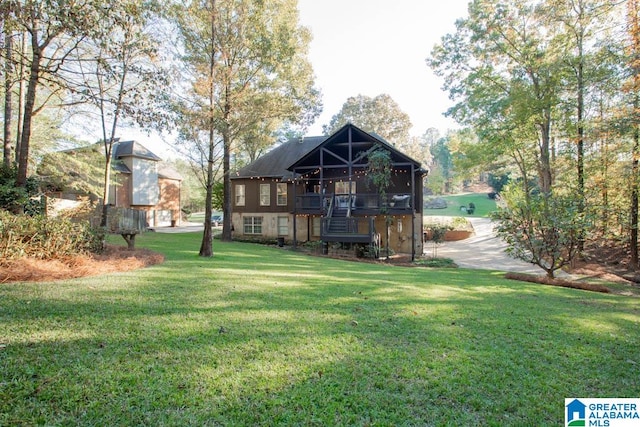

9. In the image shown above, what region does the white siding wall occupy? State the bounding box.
[131,158,159,205]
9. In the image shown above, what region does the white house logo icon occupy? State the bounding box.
[566,399,586,426]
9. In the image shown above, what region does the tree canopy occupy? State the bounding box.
[323,94,412,145]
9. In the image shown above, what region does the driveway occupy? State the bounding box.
[430,217,547,275]
[155,218,547,275]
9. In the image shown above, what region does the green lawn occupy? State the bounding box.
[1,232,639,425]
[425,192,498,217]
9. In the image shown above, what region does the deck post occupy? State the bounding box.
[411,164,416,261]
[292,174,297,249]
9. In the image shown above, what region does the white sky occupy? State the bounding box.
[119,1,470,158]
[296,0,469,138]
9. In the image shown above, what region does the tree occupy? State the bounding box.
[66,0,168,226]
[493,186,590,278]
[625,0,640,267]
[428,0,562,194]
[7,0,102,191]
[2,4,13,167]
[366,145,392,259]
[173,0,321,256]
[323,94,411,144]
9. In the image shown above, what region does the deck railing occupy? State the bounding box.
[105,206,148,233]
[295,193,413,213]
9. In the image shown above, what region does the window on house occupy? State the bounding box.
[312,217,321,237]
[235,184,245,206]
[277,216,288,236]
[260,184,270,206]
[335,181,356,194]
[277,183,287,206]
[243,216,263,234]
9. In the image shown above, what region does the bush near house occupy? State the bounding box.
[0,211,104,261]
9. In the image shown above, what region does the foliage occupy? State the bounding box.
[37,145,106,197]
[0,164,42,214]
[488,173,510,194]
[0,211,104,261]
[322,94,412,144]
[423,223,452,258]
[366,146,393,203]
[171,0,321,252]
[1,232,638,425]
[4,0,107,188]
[366,145,393,257]
[492,187,592,278]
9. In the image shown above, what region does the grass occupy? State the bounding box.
[425,192,498,217]
[1,232,639,426]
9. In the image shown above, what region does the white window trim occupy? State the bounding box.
[243,216,263,235]
[260,184,270,206]
[277,183,288,206]
[235,184,245,206]
[277,216,289,236]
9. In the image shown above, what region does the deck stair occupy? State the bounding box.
[327,208,349,234]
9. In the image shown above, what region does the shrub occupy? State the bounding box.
[492,187,591,279]
[0,211,105,262]
[0,164,43,214]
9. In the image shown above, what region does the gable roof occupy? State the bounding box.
[289,123,421,171]
[233,124,424,181]
[234,135,327,179]
[114,140,162,162]
[158,163,183,181]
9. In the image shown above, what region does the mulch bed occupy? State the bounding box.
[0,245,164,283]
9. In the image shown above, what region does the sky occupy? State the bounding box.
[296,0,470,138]
[122,0,470,158]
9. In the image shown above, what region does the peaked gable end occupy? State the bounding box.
[288,123,420,171]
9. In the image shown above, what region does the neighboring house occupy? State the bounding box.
[42,140,182,228]
[231,123,426,258]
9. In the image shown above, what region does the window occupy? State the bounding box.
[335,181,356,194]
[312,217,321,237]
[260,184,270,206]
[277,216,288,236]
[243,216,263,234]
[277,183,287,206]
[235,184,245,206]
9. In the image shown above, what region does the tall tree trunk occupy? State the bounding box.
[3,24,12,167]
[199,124,215,257]
[199,0,216,257]
[16,42,40,189]
[15,30,26,165]
[631,124,639,268]
[629,0,640,268]
[221,83,232,242]
[537,117,553,194]
[576,49,585,254]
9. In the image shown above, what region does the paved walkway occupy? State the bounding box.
[151,222,204,233]
[430,217,547,275]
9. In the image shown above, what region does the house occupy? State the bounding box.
[41,140,182,228]
[231,124,426,258]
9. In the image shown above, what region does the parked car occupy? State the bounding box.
[211,214,223,227]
